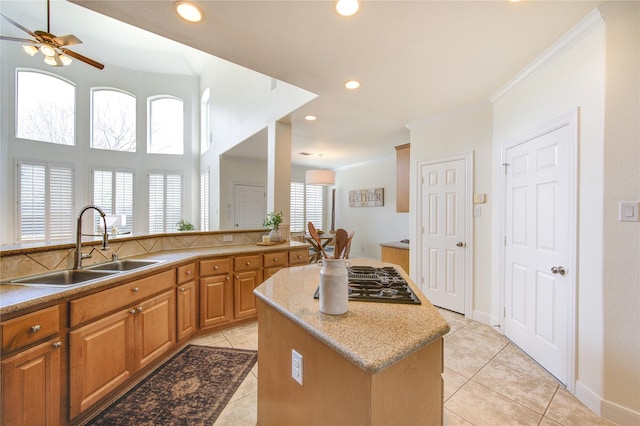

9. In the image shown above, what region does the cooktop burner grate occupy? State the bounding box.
[314,265,421,305]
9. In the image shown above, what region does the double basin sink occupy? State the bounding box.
[5,259,163,288]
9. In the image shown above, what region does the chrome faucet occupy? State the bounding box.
[74,205,110,269]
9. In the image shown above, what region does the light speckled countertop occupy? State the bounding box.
[253,258,450,374]
[0,242,309,317]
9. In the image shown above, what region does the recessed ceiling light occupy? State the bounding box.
[344,80,360,90]
[336,0,360,17]
[174,1,204,23]
[304,115,317,121]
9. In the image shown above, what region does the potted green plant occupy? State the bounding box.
[177,219,195,231]
[263,211,284,242]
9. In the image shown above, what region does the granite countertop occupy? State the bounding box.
[0,241,309,317]
[379,241,410,249]
[253,258,449,374]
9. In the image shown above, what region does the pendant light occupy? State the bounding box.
[305,154,335,186]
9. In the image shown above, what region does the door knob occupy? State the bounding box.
[551,266,566,275]
[456,242,466,247]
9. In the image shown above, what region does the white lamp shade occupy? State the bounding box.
[305,169,335,186]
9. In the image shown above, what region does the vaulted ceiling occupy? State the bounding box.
[2,0,603,168]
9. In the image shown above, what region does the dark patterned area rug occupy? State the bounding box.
[88,345,257,425]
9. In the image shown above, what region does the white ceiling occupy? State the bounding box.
[1,0,604,169]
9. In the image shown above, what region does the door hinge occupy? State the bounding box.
[502,162,510,175]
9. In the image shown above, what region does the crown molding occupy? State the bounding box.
[489,8,605,104]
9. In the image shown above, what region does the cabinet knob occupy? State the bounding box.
[226,276,230,281]
[137,306,143,312]
[297,255,302,259]
[132,287,140,293]
[274,258,278,262]
[246,261,251,266]
[214,265,219,270]
[186,270,191,275]
[180,287,186,292]
[129,309,137,314]
[31,325,41,333]
[53,341,62,349]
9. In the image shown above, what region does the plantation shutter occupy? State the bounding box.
[200,169,210,231]
[148,173,182,233]
[148,174,165,233]
[305,184,324,231]
[115,172,134,234]
[48,166,74,239]
[166,174,182,232]
[18,162,46,241]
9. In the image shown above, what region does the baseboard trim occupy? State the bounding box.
[472,310,502,334]
[576,380,640,425]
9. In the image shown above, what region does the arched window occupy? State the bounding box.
[16,70,75,145]
[148,96,183,154]
[91,88,136,152]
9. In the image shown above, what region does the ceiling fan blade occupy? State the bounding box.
[0,14,38,39]
[0,35,38,44]
[60,48,104,70]
[53,34,82,47]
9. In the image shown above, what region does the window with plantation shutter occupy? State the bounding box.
[92,169,134,234]
[289,181,324,233]
[17,160,74,242]
[200,169,210,231]
[148,173,182,233]
[290,181,305,232]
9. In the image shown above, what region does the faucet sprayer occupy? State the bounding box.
[74,204,110,269]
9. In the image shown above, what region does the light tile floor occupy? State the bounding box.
[190,310,616,426]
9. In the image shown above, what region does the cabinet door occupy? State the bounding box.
[135,290,176,370]
[234,270,261,319]
[69,309,135,419]
[264,266,284,281]
[2,338,62,426]
[176,280,197,341]
[200,275,232,328]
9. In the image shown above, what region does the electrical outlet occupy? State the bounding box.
[222,235,233,242]
[291,349,303,385]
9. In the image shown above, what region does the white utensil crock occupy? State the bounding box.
[318,258,351,315]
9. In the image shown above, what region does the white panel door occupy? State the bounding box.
[233,184,265,229]
[420,159,466,314]
[504,124,571,384]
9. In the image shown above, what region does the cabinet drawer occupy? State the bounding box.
[199,258,231,276]
[234,255,261,272]
[177,262,196,284]
[1,305,60,353]
[264,251,287,268]
[289,249,309,265]
[70,269,176,327]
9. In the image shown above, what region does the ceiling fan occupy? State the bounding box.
[0,0,104,70]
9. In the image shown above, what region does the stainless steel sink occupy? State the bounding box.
[85,259,162,271]
[7,269,119,287]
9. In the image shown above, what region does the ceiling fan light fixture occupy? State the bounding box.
[59,54,72,66]
[39,44,56,57]
[43,54,58,66]
[336,0,360,17]
[22,45,38,56]
[174,1,204,23]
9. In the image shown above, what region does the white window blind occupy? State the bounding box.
[148,173,182,233]
[18,161,74,242]
[289,181,324,233]
[200,169,210,231]
[290,181,305,232]
[92,169,134,234]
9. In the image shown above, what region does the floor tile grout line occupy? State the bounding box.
[538,385,562,425]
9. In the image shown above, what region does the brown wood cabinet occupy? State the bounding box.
[1,304,64,426]
[381,244,410,274]
[199,258,233,329]
[288,248,310,266]
[69,288,176,419]
[395,143,410,212]
[263,251,287,280]
[176,263,197,341]
[233,254,262,319]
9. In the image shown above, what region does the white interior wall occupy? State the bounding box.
[0,45,200,244]
[219,156,268,230]
[333,155,409,260]
[408,101,494,320]
[491,5,640,422]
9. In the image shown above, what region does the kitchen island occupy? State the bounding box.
[254,258,450,426]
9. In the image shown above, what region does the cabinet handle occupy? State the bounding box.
[31,325,41,333]
[274,257,278,262]
[246,261,251,266]
[53,341,62,349]
[214,265,219,270]
[186,270,191,275]
[129,309,137,314]
[180,287,186,292]
[132,287,139,293]
[297,255,302,259]
[226,276,230,281]
[137,306,143,312]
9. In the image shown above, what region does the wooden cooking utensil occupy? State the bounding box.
[334,229,348,259]
[308,222,329,259]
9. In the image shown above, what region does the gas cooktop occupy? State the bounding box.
[314,265,421,305]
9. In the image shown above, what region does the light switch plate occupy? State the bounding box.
[619,202,640,222]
